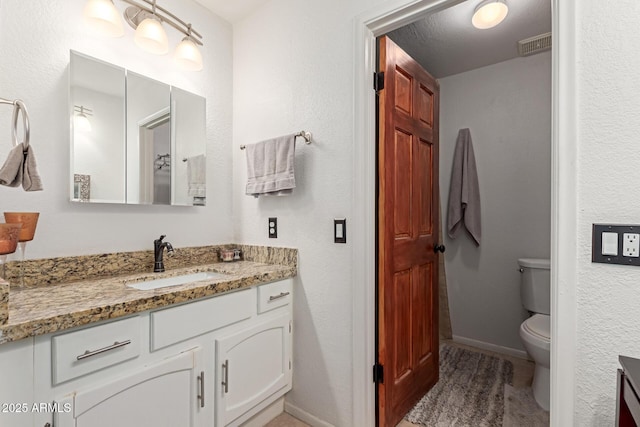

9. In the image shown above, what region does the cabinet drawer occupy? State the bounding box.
[257,279,293,314]
[52,316,141,385]
[151,289,253,351]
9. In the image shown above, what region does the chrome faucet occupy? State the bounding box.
[153,235,174,273]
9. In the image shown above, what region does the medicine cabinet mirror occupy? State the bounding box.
[69,51,206,206]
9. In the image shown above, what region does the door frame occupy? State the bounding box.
[351,1,577,426]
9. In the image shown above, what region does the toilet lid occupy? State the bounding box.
[523,314,550,341]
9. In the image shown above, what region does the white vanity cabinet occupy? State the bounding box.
[55,347,204,427]
[216,312,292,427]
[2,277,293,427]
[0,339,35,427]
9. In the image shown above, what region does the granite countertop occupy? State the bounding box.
[0,259,296,344]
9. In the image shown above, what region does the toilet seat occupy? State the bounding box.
[522,314,550,342]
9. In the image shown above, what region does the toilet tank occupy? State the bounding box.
[518,258,550,315]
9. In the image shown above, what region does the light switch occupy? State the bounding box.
[602,232,618,256]
[334,218,346,244]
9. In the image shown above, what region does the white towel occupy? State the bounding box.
[0,143,42,191]
[245,134,296,197]
[187,154,206,198]
[447,128,481,245]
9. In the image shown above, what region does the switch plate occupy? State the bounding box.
[334,218,346,244]
[593,224,640,266]
[268,217,277,238]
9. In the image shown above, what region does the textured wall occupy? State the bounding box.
[439,52,552,353]
[574,0,640,424]
[232,0,385,424]
[0,0,233,258]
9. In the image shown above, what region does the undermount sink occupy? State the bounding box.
[126,271,228,291]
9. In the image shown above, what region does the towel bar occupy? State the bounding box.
[1,97,30,149]
[240,131,312,150]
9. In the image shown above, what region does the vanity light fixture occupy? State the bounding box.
[83,0,124,37]
[174,26,203,72]
[74,106,93,132]
[472,0,509,30]
[126,2,169,55]
[83,0,204,71]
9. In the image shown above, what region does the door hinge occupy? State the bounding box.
[374,72,385,92]
[289,321,292,333]
[373,363,384,384]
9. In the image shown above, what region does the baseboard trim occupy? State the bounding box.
[451,335,530,360]
[240,398,284,427]
[284,401,334,427]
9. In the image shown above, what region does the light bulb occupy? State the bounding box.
[174,37,203,71]
[83,0,124,37]
[472,0,509,30]
[75,114,92,133]
[134,16,169,55]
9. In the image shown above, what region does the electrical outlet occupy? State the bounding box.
[623,233,640,257]
[268,217,277,238]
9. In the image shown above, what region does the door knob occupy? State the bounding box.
[433,244,446,253]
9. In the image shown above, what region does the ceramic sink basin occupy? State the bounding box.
[126,271,228,291]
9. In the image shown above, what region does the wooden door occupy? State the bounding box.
[377,35,440,427]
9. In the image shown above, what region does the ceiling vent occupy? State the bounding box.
[518,32,552,57]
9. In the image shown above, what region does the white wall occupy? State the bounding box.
[72,87,125,203]
[0,0,233,258]
[574,0,640,424]
[439,52,552,353]
[232,0,386,424]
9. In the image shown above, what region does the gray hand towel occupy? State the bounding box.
[447,128,481,245]
[245,134,296,197]
[187,154,206,198]
[0,143,43,191]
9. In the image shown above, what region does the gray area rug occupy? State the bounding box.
[502,385,549,427]
[405,344,513,427]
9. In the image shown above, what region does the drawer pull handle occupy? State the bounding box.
[76,340,132,360]
[222,360,229,393]
[198,371,205,408]
[269,292,290,301]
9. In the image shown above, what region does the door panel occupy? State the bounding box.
[55,348,203,427]
[216,313,291,427]
[377,35,440,427]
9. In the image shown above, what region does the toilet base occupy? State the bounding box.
[532,363,550,411]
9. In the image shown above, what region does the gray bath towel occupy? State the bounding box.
[447,128,481,245]
[0,143,42,191]
[245,134,296,197]
[187,154,206,198]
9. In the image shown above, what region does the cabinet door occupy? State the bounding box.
[0,339,34,427]
[216,313,291,426]
[55,347,205,427]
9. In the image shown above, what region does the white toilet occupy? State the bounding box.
[518,258,550,411]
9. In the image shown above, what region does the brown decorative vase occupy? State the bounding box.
[0,223,22,255]
[4,212,39,242]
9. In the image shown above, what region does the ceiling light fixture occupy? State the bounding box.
[74,106,93,133]
[472,0,509,30]
[83,0,204,70]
